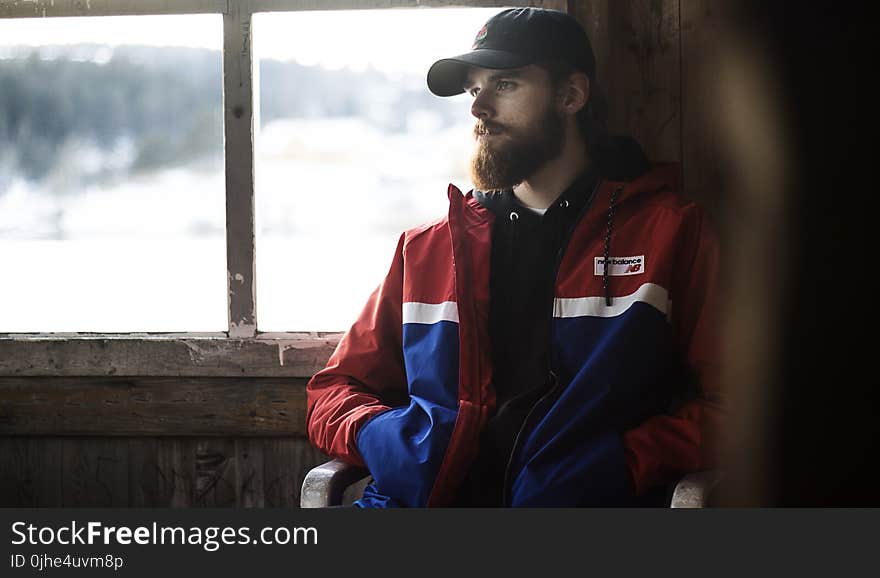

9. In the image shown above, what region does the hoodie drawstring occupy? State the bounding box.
[508,210,520,265]
[603,186,623,306]
[507,208,520,313]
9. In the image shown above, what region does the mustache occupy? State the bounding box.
[473,121,505,137]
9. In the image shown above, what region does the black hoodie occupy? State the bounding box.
[454,135,650,506]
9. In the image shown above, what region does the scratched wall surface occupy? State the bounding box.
[0,436,327,507]
[0,337,341,378]
[0,377,311,436]
[0,0,228,19]
[0,374,327,507]
[573,0,726,217]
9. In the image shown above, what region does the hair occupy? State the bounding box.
[537,60,610,158]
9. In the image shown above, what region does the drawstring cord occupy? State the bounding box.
[507,208,519,316]
[502,184,615,305]
[508,210,520,269]
[603,186,623,306]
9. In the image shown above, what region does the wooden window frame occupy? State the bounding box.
[0,0,567,378]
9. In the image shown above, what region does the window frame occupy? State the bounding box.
[0,0,567,377]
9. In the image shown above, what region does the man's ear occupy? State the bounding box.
[558,72,590,116]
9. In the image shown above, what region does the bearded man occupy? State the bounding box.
[306,8,722,507]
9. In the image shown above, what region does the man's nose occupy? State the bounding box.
[470,91,493,120]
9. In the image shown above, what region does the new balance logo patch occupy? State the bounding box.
[594,255,646,276]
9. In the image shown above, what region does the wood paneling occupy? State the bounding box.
[263,438,328,508]
[0,0,562,17]
[0,437,326,507]
[0,336,340,378]
[0,377,309,436]
[248,0,566,13]
[194,439,237,507]
[0,437,62,506]
[605,0,681,164]
[573,1,728,211]
[62,438,128,507]
[571,0,610,91]
[0,0,226,18]
[129,437,163,507]
[157,438,196,508]
[236,438,266,508]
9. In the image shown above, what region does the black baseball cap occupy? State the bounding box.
[427,8,596,97]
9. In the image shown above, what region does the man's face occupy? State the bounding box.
[463,64,564,191]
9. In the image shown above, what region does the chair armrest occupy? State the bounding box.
[301,462,720,508]
[670,470,721,508]
[300,458,371,508]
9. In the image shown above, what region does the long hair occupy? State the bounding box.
[537,60,610,161]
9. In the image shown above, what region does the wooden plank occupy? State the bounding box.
[263,439,297,508]
[0,436,324,506]
[224,3,258,338]
[129,437,161,507]
[248,1,565,13]
[263,438,327,508]
[0,0,564,18]
[0,0,226,18]
[0,335,340,378]
[0,438,18,505]
[0,437,63,506]
[62,438,128,506]
[604,0,681,164]
[571,1,610,91]
[194,438,237,506]
[156,438,195,507]
[0,377,309,436]
[679,0,732,215]
[235,438,265,507]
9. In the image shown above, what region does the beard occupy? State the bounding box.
[469,105,565,191]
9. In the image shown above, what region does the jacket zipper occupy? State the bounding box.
[501,370,564,505]
[500,178,605,506]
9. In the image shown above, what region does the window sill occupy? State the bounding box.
[0,333,342,378]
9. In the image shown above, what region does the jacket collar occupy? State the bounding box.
[451,161,680,220]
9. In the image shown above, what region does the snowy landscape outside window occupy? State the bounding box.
[0,14,226,332]
[0,7,505,333]
[253,8,496,331]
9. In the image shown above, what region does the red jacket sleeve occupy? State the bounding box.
[306,234,409,467]
[622,206,724,495]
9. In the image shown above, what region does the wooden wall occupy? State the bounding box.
[0,436,326,507]
[573,0,729,218]
[0,376,328,507]
[0,1,729,507]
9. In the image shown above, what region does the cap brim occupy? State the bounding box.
[426,49,534,97]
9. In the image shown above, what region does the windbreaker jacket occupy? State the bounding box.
[307,162,722,507]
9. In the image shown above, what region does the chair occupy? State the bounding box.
[300,458,720,508]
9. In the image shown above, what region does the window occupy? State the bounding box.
[0,1,563,375]
[0,14,225,332]
[253,9,497,331]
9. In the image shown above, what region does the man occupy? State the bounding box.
[307,8,721,507]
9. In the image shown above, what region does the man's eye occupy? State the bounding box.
[496,80,513,91]
[469,87,480,97]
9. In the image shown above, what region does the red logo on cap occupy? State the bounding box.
[473,24,488,47]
